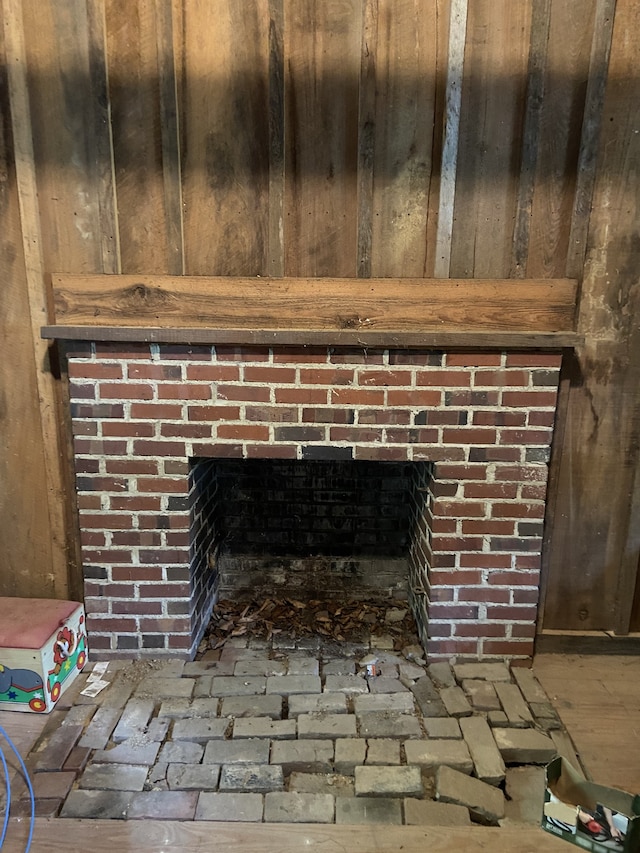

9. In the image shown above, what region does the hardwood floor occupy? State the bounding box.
[534,653,640,793]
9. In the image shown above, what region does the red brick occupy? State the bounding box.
[458,588,510,603]
[473,369,529,387]
[165,531,189,547]
[511,623,537,637]
[82,548,133,564]
[430,569,483,586]
[462,520,515,535]
[191,443,243,458]
[505,352,562,368]
[483,640,534,656]
[299,368,354,385]
[499,429,553,445]
[246,444,297,458]
[431,518,457,533]
[75,459,100,474]
[217,385,271,402]
[157,384,212,400]
[129,403,184,419]
[491,503,545,519]
[464,483,517,499]
[77,495,102,509]
[74,439,127,455]
[413,447,466,462]
[110,495,161,510]
[188,405,241,421]
[112,533,162,548]
[432,500,487,518]
[134,440,186,457]
[105,460,159,475]
[357,370,412,386]
[485,605,537,620]
[275,388,327,404]
[472,411,526,427]
[446,390,499,407]
[76,476,128,492]
[459,554,512,569]
[72,421,99,436]
[95,343,152,359]
[68,363,123,379]
[217,424,269,441]
[528,411,556,427]
[513,589,539,604]
[99,383,154,400]
[432,536,483,551]
[302,408,353,424]
[102,421,154,437]
[434,464,487,481]
[415,410,467,425]
[138,583,190,598]
[248,405,298,422]
[168,635,192,649]
[430,553,456,568]
[416,370,471,387]
[331,388,385,406]
[387,390,442,407]
[112,600,163,615]
[469,447,522,462]
[502,390,558,407]
[487,571,538,585]
[86,583,135,598]
[69,382,96,399]
[442,428,496,445]
[80,531,106,546]
[430,588,454,602]
[521,484,548,500]
[446,353,502,367]
[244,366,297,383]
[455,623,507,638]
[329,427,380,442]
[215,346,269,362]
[273,348,328,363]
[82,513,133,529]
[494,465,547,482]
[137,478,187,493]
[112,566,163,581]
[426,639,479,656]
[162,423,212,438]
[427,623,453,638]
[139,617,190,633]
[386,428,440,444]
[127,364,182,380]
[354,446,409,461]
[88,617,137,633]
[514,554,542,569]
[429,604,479,620]
[186,364,240,381]
[156,345,213,361]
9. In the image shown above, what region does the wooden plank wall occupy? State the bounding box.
[0,0,638,635]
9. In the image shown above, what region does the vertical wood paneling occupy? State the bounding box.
[267,0,285,277]
[369,0,439,278]
[1,0,70,598]
[526,0,597,278]
[181,0,271,275]
[106,0,168,273]
[450,0,531,277]
[284,0,361,277]
[543,0,640,631]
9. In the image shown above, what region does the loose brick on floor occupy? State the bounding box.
[440,686,473,718]
[368,677,409,694]
[423,718,461,739]
[12,798,63,819]
[35,724,84,771]
[91,739,160,765]
[184,698,220,717]
[127,790,198,820]
[322,660,356,676]
[335,796,402,825]
[354,693,414,714]
[79,763,148,791]
[355,765,422,798]
[196,792,264,822]
[436,765,505,825]
[453,663,511,683]
[410,676,448,717]
[172,718,230,742]
[63,746,92,774]
[232,717,296,739]
[462,680,501,712]
[221,695,283,719]
[428,663,456,688]
[357,712,422,739]
[112,698,154,743]
[271,739,334,773]
[285,657,320,676]
[511,667,550,705]
[493,683,534,727]
[264,792,334,823]
[404,739,473,775]
[135,677,194,699]
[265,675,321,695]
[60,790,133,820]
[365,739,401,765]
[323,675,369,695]
[492,728,556,764]
[459,715,505,785]
[158,741,204,764]
[297,713,357,739]
[288,693,348,717]
[289,772,354,797]
[203,738,270,764]
[31,770,76,800]
[503,766,546,825]
[211,676,266,696]
[166,763,221,790]
[234,659,287,677]
[334,738,367,773]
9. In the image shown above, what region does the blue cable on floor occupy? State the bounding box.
[0,724,34,853]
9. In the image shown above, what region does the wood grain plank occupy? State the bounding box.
[526,0,597,278]
[267,0,285,276]
[369,0,438,278]
[543,0,640,632]
[356,0,377,278]
[433,0,466,278]
[181,0,271,275]
[105,0,168,272]
[49,274,579,333]
[1,817,571,853]
[284,0,361,276]
[450,0,531,277]
[511,0,551,277]
[2,0,71,598]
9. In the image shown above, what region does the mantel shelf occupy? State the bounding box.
[42,274,581,349]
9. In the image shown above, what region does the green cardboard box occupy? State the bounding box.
[542,757,640,852]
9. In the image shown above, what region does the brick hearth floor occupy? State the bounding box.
[2,637,580,827]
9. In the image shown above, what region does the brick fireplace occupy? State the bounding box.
[67,343,561,662]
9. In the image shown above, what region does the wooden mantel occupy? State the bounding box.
[41,275,581,349]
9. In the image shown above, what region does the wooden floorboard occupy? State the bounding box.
[534,653,640,792]
[2,818,569,853]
